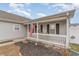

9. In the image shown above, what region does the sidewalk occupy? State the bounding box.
[0,44,20,56]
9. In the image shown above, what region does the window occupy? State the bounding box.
[47,24,49,34]
[14,24,20,31]
[32,24,35,33]
[50,24,56,34]
[56,23,59,34]
[35,25,37,33]
[40,25,43,33]
[71,35,76,39]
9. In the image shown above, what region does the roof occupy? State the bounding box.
[28,9,75,23]
[0,9,75,24]
[0,10,31,24]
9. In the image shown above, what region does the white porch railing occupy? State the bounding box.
[31,33,67,46]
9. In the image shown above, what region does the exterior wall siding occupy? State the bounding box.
[59,20,66,35]
[70,25,79,44]
[37,20,66,35]
[0,21,27,42]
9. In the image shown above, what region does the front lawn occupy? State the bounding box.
[70,43,79,52]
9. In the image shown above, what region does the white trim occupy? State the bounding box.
[0,18,24,24]
[50,23,56,34]
[27,24,30,38]
[31,33,67,47]
[26,37,65,48]
[66,18,70,48]
[31,17,67,23]
[37,22,38,39]
[13,24,20,31]
[32,33,67,37]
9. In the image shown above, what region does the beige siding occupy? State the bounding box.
[59,20,66,35]
[70,25,79,44]
[0,21,27,42]
[38,20,67,35]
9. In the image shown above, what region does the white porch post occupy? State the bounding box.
[27,24,29,38]
[37,22,38,39]
[66,18,70,48]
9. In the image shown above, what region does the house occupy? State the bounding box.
[70,24,79,44]
[25,10,75,48]
[0,10,30,42]
[0,10,75,49]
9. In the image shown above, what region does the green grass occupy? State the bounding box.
[70,43,79,52]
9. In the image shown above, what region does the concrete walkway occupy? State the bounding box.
[0,44,20,56]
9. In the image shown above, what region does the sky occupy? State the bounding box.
[0,3,79,23]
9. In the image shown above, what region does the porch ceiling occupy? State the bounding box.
[32,16,67,23]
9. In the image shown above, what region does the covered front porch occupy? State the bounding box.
[26,19,69,48]
[24,10,75,49]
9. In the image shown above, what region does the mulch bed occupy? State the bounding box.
[16,41,62,56]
